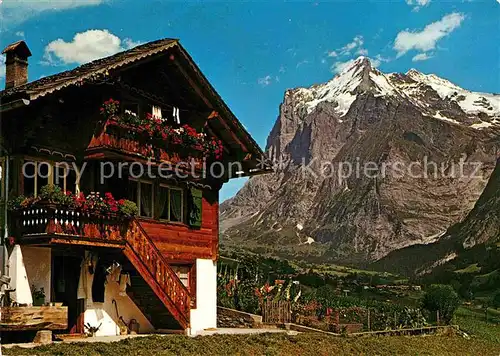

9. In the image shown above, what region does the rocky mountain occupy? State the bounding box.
[373,156,500,277]
[221,57,500,265]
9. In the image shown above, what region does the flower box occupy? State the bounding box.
[100,99,223,159]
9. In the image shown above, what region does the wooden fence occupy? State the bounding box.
[261,301,291,324]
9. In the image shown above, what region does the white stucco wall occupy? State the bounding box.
[83,272,154,336]
[21,246,52,303]
[189,258,217,335]
[7,245,33,305]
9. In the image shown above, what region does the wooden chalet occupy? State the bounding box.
[0,39,268,338]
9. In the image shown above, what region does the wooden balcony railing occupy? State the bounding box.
[12,203,191,329]
[124,219,191,329]
[86,119,203,169]
[13,203,128,244]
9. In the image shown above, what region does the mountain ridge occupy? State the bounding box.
[221,57,499,266]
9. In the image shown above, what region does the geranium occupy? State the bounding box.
[8,186,138,218]
[101,100,224,159]
[100,98,120,117]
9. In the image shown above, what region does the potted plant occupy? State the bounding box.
[32,286,46,306]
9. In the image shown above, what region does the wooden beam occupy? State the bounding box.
[171,56,213,109]
[210,113,248,153]
[21,235,126,249]
[0,306,68,331]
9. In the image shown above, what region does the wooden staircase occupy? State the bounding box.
[122,219,191,330]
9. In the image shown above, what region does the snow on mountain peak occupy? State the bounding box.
[404,70,500,119]
[289,58,499,129]
[292,56,377,117]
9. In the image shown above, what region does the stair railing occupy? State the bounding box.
[124,219,191,327]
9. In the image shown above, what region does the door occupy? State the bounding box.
[52,254,84,333]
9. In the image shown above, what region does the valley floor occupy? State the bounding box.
[2,332,499,356]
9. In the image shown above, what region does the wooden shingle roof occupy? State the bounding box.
[0,37,270,172]
[0,38,178,101]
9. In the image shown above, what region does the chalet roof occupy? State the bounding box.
[0,38,269,169]
[0,38,177,101]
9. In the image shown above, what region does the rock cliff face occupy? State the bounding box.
[373,158,500,276]
[221,57,500,264]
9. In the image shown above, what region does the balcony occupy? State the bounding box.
[11,202,130,248]
[86,115,222,171]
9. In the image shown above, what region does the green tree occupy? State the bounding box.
[421,284,460,324]
[492,291,500,309]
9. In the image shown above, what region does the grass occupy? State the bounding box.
[294,261,400,279]
[454,306,500,343]
[454,263,482,274]
[2,333,500,356]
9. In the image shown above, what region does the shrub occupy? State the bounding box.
[7,195,27,211]
[118,199,139,217]
[421,284,460,324]
[492,291,500,309]
[39,184,74,206]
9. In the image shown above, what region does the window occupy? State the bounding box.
[129,179,154,218]
[23,160,51,197]
[54,164,79,194]
[23,160,80,197]
[123,101,140,117]
[158,185,183,222]
[171,265,190,288]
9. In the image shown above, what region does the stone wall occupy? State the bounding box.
[217,307,262,328]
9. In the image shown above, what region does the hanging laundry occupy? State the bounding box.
[172,107,180,124]
[106,262,122,283]
[152,105,162,120]
[118,273,131,296]
[78,253,98,301]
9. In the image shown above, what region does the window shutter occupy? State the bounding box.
[188,188,202,228]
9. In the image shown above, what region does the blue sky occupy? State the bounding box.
[1,0,499,201]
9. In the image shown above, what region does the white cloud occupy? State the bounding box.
[331,59,355,74]
[406,0,431,11]
[0,55,6,79]
[394,12,465,57]
[258,75,272,86]
[371,58,381,68]
[43,29,140,65]
[374,54,391,67]
[15,31,25,38]
[279,65,286,73]
[296,59,309,68]
[0,0,108,27]
[356,48,369,56]
[327,35,364,59]
[412,53,433,61]
[123,38,143,49]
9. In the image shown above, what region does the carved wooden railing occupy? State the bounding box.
[123,219,191,329]
[86,118,203,169]
[15,204,127,242]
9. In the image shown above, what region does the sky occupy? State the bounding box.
[0,0,499,201]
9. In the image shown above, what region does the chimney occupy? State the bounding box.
[2,41,32,89]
